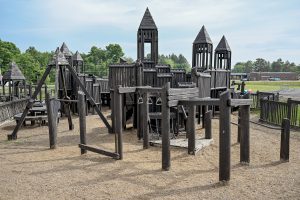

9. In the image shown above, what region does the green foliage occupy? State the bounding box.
[0,39,21,72]
[83,44,124,77]
[158,53,191,72]
[233,58,300,74]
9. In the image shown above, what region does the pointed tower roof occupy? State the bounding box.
[215,35,231,51]
[193,26,212,44]
[49,47,70,66]
[2,61,25,81]
[60,42,73,57]
[72,51,83,61]
[139,8,157,29]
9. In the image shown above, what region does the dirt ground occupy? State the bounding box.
[0,110,299,200]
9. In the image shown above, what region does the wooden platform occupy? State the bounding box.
[150,137,213,154]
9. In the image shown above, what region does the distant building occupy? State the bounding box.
[249,72,298,81]
[231,73,248,80]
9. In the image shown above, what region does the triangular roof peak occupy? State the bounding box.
[60,42,73,57]
[139,7,157,29]
[193,25,213,44]
[49,47,70,66]
[2,61,25,81]
[72,51,83,61]
[215,35,231,51]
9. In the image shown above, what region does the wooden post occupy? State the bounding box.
[237,108,241,143]
[162,83,170,170]
[205,110,212,139]
[240,105,250,164]
[78,91,87,154]
[280,118,290,161]
[287,98,292,120]
[45,92,57,149]
[202,105,207,128]
[115,86,123,160]
[219,90,231,182]
[187,105,196,155]
[142,92,149,149]
[111,91,115,133]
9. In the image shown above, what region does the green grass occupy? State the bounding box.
[234,80,300,92]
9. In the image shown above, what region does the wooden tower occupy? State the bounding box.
[192,25,213,71]
[137,8,158,68]
[214,35,231,90]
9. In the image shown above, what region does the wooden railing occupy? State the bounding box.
[260,98,300,128]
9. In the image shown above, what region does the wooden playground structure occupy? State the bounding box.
[5,8,292,183]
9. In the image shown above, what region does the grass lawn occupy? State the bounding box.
[234,80,300,92]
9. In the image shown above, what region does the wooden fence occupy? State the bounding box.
[250,91,279,109]
[260,98,300,128]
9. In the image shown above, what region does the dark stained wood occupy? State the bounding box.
[115,86,123,160]
[219,90,231,181]
[240,105,250,163]
[187,104,196,155]
[205,110,212,139]
[78,91,87,154]
[45,92,57,149]
[78,144,119,159]
[161,82,171,170]
[280,118,290,161]
[142,92,149,149]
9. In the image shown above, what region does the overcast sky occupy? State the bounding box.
[1,0,299,65]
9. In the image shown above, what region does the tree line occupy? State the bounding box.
[0,39,191,83]
[232,58,300,74]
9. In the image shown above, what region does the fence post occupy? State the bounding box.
[78,91,87,154]
[205,110,212,139]
[162,82,171,170]
[187,104,196,154]
[219,90,231,182]
[45,92,57,149]
[256,90,260,109]
[280,118,290,161]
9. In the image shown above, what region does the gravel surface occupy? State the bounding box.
[0,111,299,200]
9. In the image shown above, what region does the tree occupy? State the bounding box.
[0,39,21,72]
[253,58,270,72]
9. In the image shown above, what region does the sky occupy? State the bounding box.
[0,0,300,66]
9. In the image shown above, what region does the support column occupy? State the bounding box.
[162,83,170,170]
[78,91,87,154]
[219,90,231,182]
[240,105,250,164]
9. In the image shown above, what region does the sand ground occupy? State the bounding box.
[0,110,299,200]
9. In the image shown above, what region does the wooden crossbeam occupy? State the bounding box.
[78,144,119,159]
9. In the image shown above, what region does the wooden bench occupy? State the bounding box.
[14,113,48,126]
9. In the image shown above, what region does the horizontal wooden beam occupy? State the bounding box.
[230,99,253,107]
[178,98,220,106]
[78,144,119,159]
[168,88,198,95]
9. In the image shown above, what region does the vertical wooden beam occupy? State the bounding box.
[45,92,57,149]
[142,92,149,149]
[78,91,87,154]
[202,105,207,128]
[219,90,231,182]
[187,105,196,155]
[205,110,212,139]
[237,107,241,143]
[162,83,171,170]
[240,105,250,164]
[115,86,123,160]
[280,118,290,161]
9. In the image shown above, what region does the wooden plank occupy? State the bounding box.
[177,98,219,106]
[219,90,231,182]
[168,87,198,95]
[78,144,119,159]
[230,99,252,107]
